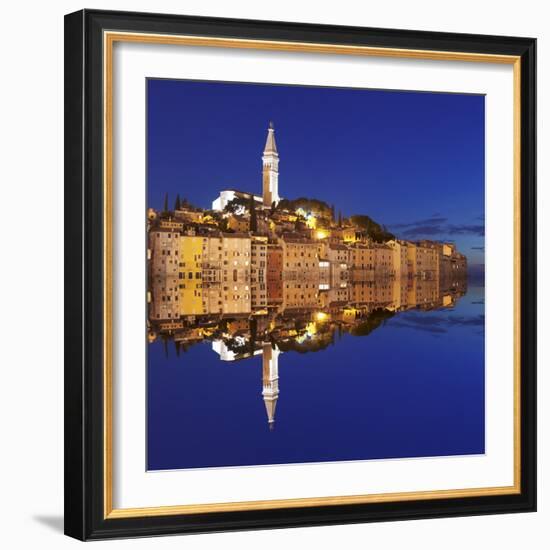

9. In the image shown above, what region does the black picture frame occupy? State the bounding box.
[64,8,536,541]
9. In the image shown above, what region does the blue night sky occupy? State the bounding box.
[147,79,485,266]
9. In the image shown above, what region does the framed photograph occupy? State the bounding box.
[64,9,536,540]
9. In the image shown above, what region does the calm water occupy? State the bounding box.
[147,283,484,470]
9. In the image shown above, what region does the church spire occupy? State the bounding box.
[262,122,280,207]
[264,121,278,154]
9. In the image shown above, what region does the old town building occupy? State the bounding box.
[148,121,468,324]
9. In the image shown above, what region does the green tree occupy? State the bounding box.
[286,197,332,218]
[163,193,169,213]
[174,194,181,211]
[349,309,395,337]
[350,215,395,242]
[224,196,249,214]
[218,217,229,232]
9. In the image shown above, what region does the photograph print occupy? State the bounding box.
[146,79,484,472]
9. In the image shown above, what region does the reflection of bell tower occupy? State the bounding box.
[262,122,280,207]
[262,343,279,429]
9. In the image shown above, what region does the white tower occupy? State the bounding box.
[262,343,280,430]
[262,122,280,207]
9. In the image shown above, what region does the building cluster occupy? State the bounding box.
[148,122,467,323]
[147,122,468,428]
[148,225,467,323]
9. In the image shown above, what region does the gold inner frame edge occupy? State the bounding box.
[103,30,522,519]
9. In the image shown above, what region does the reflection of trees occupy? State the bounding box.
[150,288,468,427]
[149,279,470,428]
[149,275,468,359]
[151,306,412,359]
[348,309,395,337]
[277,328,334,354]
[224,336,250,355]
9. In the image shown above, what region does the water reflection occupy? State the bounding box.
[148,275,467,428]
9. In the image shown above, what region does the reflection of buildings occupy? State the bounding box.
[266,244,283,305]
[148,121,471,427]
[152,275,467,428]
[251,236,268,311]
[262,344,279,429]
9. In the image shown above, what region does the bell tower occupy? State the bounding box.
[262,122,280,207]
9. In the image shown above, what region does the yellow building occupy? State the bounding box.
[442,243,455,257]
[178,236,204,316]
